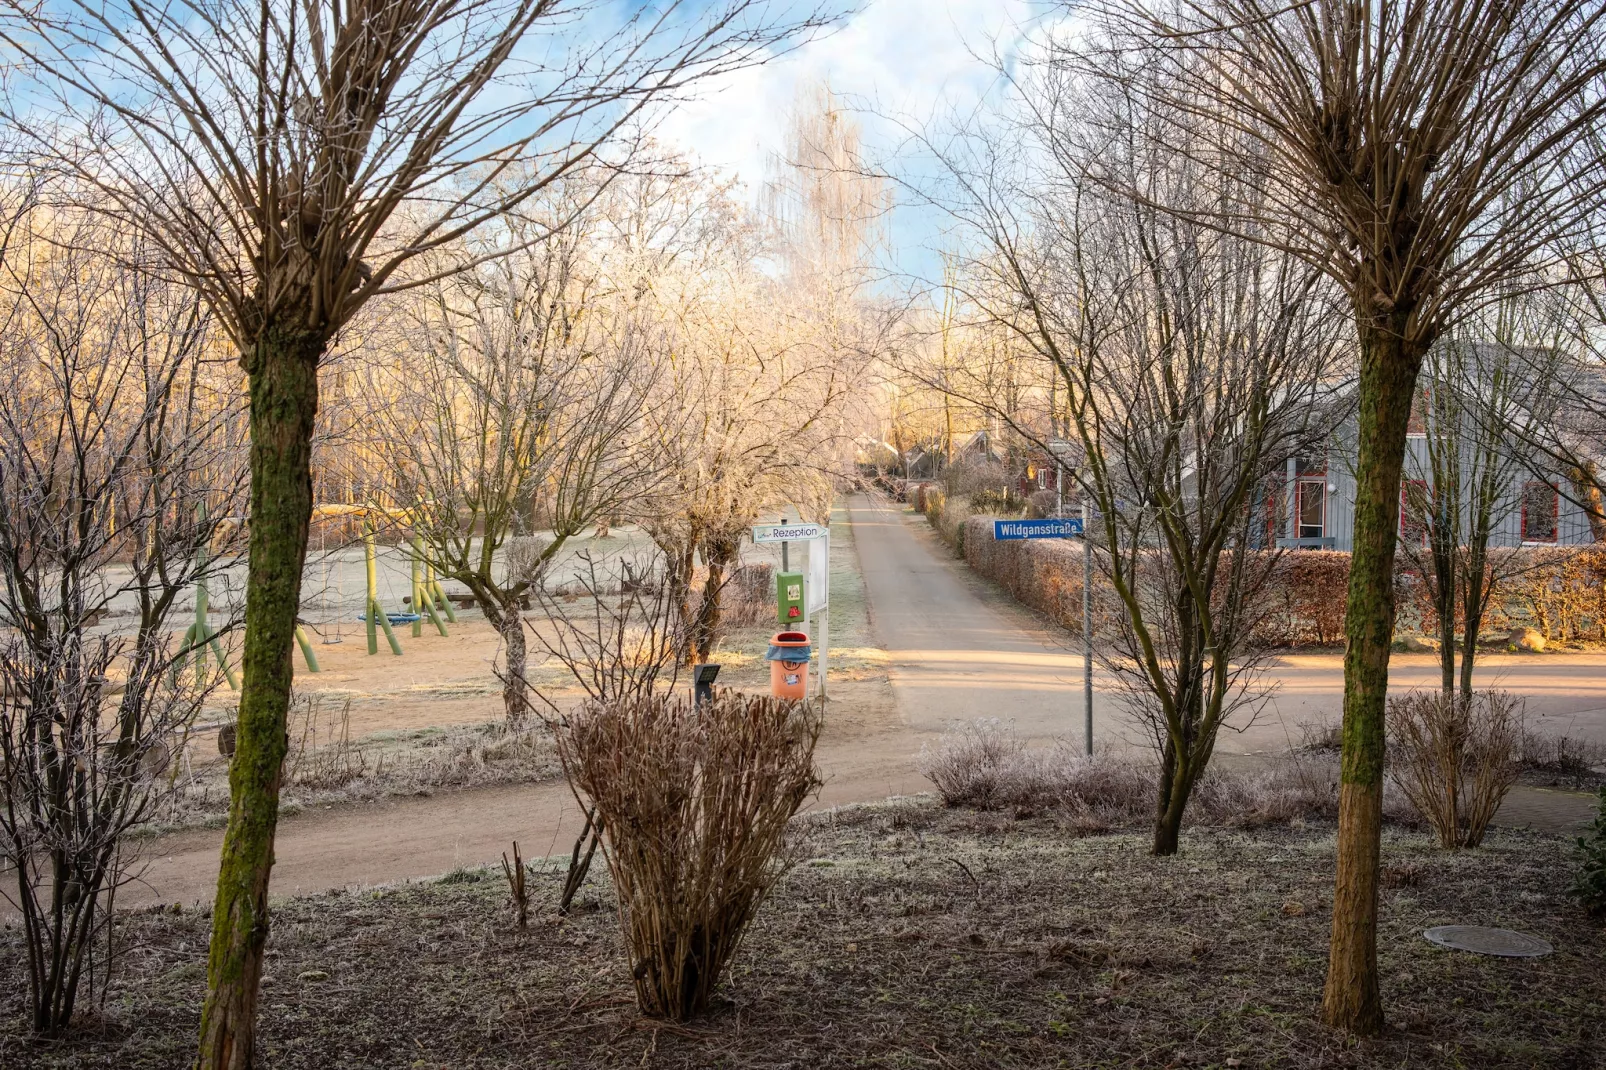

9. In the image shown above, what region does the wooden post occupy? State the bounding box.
[428,561,457,623]
[364,529,379,655]
[293,626,320,673]
[410,549,423,638]
[415,537,447,635]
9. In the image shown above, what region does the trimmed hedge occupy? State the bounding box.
[953,514,1606,649]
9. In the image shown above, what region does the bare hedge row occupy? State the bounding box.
[951,513,1606,648]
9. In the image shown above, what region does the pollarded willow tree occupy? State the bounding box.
[0,1,837,1062]
[909,50,1347,855]
[1070,0,1606,1032]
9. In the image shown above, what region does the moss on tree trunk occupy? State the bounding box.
[197,324,322,1070]
[1322,320,1427,1036]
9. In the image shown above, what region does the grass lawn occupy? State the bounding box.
[4,799,1602,1068]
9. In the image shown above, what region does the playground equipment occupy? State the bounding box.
[408,536,451,638]
[178,566,239,689]
[346,517,458,656]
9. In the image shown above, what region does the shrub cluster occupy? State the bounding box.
[1385,689,1523,848]
[917,719,1421,830]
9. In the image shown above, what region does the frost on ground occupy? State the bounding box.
[4,798,1600,1069]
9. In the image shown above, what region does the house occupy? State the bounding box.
[1259,353,1602,551]
[1014,439,1084,502]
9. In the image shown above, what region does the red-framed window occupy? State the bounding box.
[1296,479,1326,539]
[1521,482,1559,543]
[1400,479,1430,545]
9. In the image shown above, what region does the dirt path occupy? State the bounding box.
[126,699,924,909]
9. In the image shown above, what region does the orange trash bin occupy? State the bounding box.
[767,631,811,700]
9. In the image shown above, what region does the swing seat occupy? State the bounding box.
[359,611,422,625]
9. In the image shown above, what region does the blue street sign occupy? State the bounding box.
[993,517,1085,540]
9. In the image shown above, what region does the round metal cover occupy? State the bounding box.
[1423,925,1552,957]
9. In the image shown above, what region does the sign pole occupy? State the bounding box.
[1082,496,1093,757]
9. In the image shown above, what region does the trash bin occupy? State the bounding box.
[766,631,811,700]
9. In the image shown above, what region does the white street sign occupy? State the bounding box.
[752,522,828,543]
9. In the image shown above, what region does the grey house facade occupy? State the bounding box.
[1262,434,1597,552]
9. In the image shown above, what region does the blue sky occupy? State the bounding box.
[653,0,1033,285]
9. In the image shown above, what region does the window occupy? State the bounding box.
[1522,482,1559,543]
[1036,466,1049,490]
[1400,480,1430,545]
[1297,479,1326,539]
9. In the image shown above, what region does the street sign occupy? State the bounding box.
[752,522,828,543]
[993,517,1084,540]
[1047,438,1080,462]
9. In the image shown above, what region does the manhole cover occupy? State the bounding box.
[1423,926,1553,957]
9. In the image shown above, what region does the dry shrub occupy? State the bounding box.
[1256,551,1352,647]
[1515,727,1606,781]
[1505,546,1606,642]
[960,516,1097,636]
[919,720,1416,828]
[557,690,821,1020]
[1387,689,1524,848]
[924,492,973,554]
[284,693,367,789]
[717,562,774,628]
[919,719,1030,809]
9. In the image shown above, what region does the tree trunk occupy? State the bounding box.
[501,599,527,728]
[198,324,321,1070]
[691,536,738,665]
[1322,321,1426,1036]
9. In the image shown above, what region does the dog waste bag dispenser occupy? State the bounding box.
[776,571,805,625]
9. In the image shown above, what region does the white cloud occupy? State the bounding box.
[655,0,1031,196]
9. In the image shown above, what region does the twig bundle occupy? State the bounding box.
[557,691,821,1019]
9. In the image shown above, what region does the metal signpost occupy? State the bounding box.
[753,521,830,703]
[993,513,1094,755]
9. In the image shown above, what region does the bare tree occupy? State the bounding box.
[0,1,837,1060]
[1397,323,1568,699]
[906,60,1346,854]
[0,204,232,1035]
[367,182,667,727]
[645,89,887,663]
[1051,0,1606,1031]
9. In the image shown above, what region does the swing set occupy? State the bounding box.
[175,505,461,690]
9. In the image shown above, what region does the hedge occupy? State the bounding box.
[952,514,1606,649]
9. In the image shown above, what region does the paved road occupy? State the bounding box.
[848,494,1132,747]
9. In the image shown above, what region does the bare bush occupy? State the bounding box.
[528,551,685,711]
[919,720,1030,809]
[919,720,1417,829]
[1387,690,1524,848]
[0,636,207,1035]
[283,694,366,791]
[1516,728,1606,782]
[719,563,776,628]
[557,691,821,1020]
